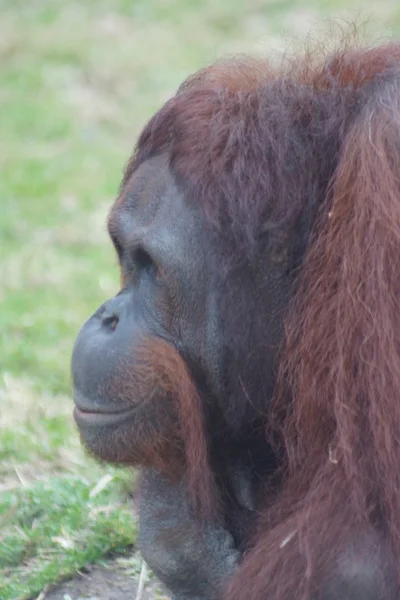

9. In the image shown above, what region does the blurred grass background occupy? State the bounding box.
[1,0,400,598]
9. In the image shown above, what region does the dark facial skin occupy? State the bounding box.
[71,154,225,468]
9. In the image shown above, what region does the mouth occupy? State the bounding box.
[73,405,137,427]
[73,387,138,427]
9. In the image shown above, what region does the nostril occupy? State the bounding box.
[98,294,126,331]
[100,311,119,331]
[103,315,119,330]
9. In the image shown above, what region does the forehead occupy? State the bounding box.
[108,154,210,264]
[113,154,172,223]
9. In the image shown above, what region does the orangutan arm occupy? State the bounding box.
[138,468,241,600]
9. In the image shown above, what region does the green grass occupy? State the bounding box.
[2,0,400,598]
[0,475,136,600]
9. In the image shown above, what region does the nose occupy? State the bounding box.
[100,294,126,331]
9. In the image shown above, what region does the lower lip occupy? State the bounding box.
[73,406,137,427]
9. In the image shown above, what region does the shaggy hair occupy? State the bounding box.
[122,40,400,600]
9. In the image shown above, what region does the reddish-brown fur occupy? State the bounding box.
[122,40,400,599]
[137,339,218,515]
[105,338,218,514]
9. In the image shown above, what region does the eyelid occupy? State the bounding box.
[109,225,163,281]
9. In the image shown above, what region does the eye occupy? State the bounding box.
[133,247,158,278]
